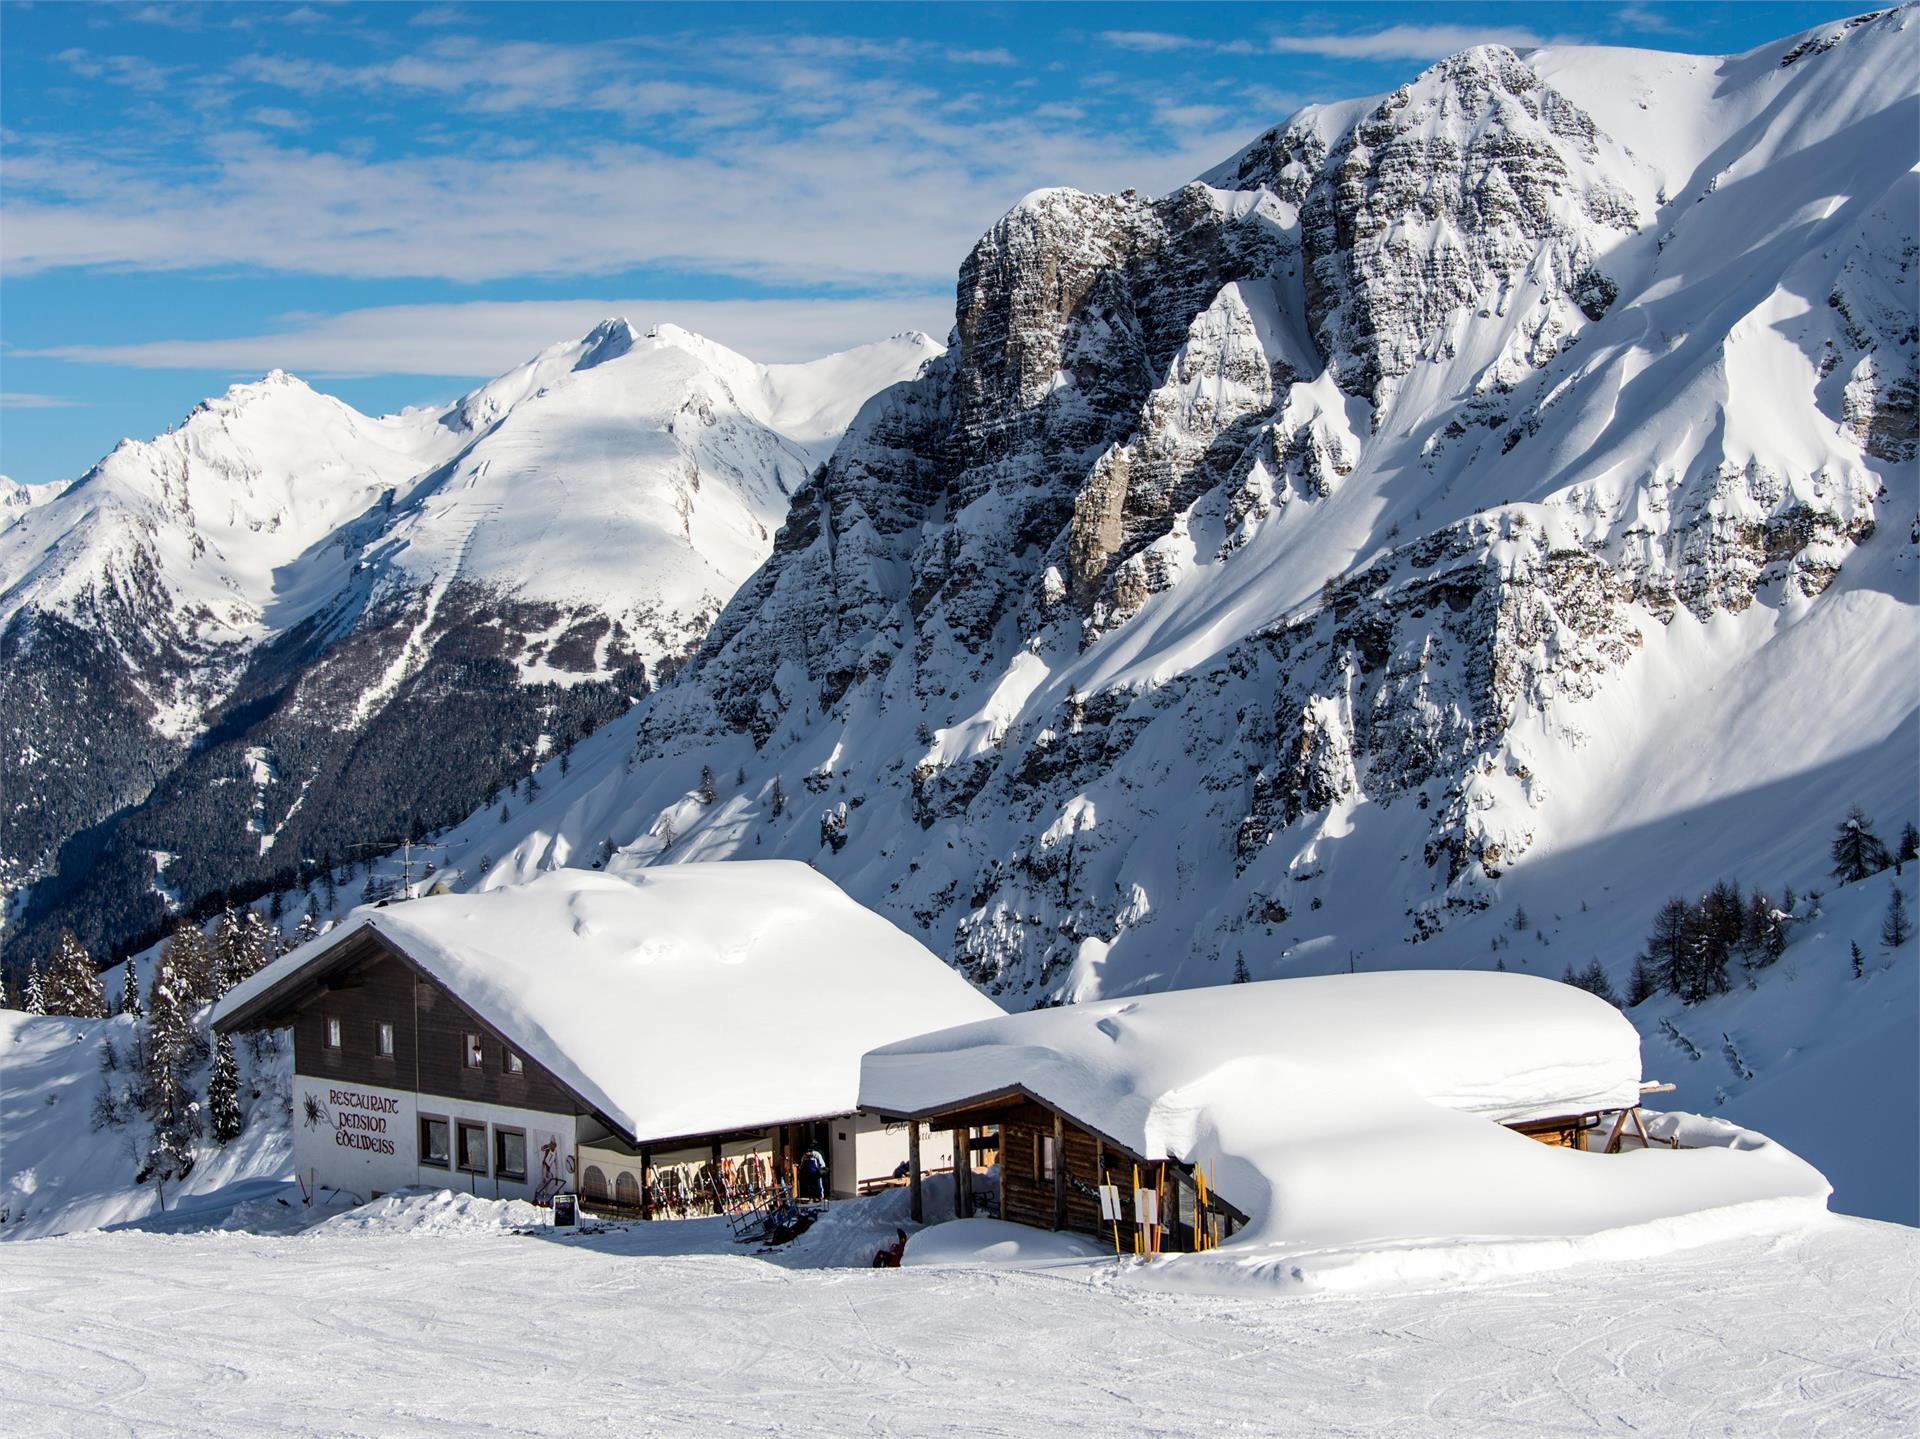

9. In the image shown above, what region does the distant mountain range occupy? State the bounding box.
[0,324,938,966]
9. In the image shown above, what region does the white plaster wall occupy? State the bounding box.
[290,1073,573,1205]
[831,1116,954,1198]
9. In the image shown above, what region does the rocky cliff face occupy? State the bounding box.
[446,10,1914,1007]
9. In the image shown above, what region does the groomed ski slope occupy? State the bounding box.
[0,1194,1912,1437]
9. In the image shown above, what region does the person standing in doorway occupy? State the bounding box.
[800,1147,827,1201]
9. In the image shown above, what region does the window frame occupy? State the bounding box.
[376,1021,395,1059]
[493,1125,528,1181]
[502,1048,524,1077]
[1036,1132,1057,1180]
[418,1113,451,1170]
[462,1031,484,1070]
[324,1015,342,1050]
[456,1120,489,1175]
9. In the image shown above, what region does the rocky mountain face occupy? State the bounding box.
[0,324,937,971]
[446,10,1914,1011]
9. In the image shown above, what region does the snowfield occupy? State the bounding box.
[0,1192,1912,1437]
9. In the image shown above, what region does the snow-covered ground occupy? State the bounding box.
[0,1189,1912,1437]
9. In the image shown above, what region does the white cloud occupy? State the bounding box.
[0,392,92,409]
[1266,24,1547,61]
[23,296,958,377]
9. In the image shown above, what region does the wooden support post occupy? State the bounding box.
[907,1123,923,1223]
[953,1127,969,1218]
[641,1146,653,1221]
[1052,1111,1068,1232]
[1602,1107,1632,1155]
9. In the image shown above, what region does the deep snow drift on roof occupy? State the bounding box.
[217,862,1002,1144]
[862,972,1831,1291]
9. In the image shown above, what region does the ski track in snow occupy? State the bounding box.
[1,1215,1914,1436]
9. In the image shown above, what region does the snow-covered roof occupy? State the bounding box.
[861,970,1644,1144]
[215,862,1002,1144]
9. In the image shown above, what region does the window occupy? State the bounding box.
[419,1116,450,1168]
[582,1165,609,1201]
[376,1022,394,1058]
[1036,1133,1057,1180]
[457,1121,488,1174]
[494,1127,527,1180]
[614,1171,641,1207]
[325,1016,341,1049]
[503,1049,524,1076]
[463,1032,483,1069]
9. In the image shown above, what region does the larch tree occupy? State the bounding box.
[1646,897,1695,1001]
[1898,822,1919,868]
[1883,888,1912,950]
[1831,807,1891,884]
[40,929,108,1018]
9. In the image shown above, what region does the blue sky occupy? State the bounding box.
[0,1,1872,486]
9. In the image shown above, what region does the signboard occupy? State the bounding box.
[1133,1187,1159,1226]
[1098,1184,1122,1222]
[326,1084,401,1156]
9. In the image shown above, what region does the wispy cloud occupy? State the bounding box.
[1611,4,1688,37]
[1103,23,1547,62]
[1267,24,1547,59]
[0,392,92,409]
[23,297,957,376]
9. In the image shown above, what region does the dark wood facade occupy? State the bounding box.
[231,928,587,1123]
[873,1085,1246,1252]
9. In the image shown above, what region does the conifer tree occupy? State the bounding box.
[1831,806,1891,884]
[1883,888,1912,950]
[697,766,717,804]
[770,776,786,818]
[119,959,142,1018]
[41,929,108,1018]
[292,909,322,949]
[1563,958,1619,1006]
[1740,890,1787,972]
[141,957,199,1183]
[208,1034,244,1145]
[1626,954,1661,1008]
[23,962,47,1016]
[1232,955,1252,983]
[1899,822,1919,867]
[1850,940,1865,979]
[1646,897,1694,1000]
[161,921,216,1008]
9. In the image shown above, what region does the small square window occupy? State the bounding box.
[419,1116,449,1168]
[503,1049,523,1076]
[463,1032,483,1069]
[325,1016,341,1049]
[376,1022,394,1058]
[457,1121,488,1174]
[495,1128,527,1180]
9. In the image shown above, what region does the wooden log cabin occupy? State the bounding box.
[868,1083,1248,1251]
[211,863,1001,1214]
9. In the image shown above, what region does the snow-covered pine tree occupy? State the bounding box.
[161,921,217,1007]
[23,961,47,1016]
[1740,890,1787,972]
[292,908,322,949]
[118,958,142,1017]
[1850,940,1865,979]
[40,929,108,1018]
[770,776,786,818]
[697,766,717,804]
[208,1033,243,1145]
[1883,888,1912,949]
[142,956,199,1183]
[215,908,273,992]
[1831,807,1891,884]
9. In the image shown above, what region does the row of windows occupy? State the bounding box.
[319,1015,522,1074]
[418,1114,527,1181]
